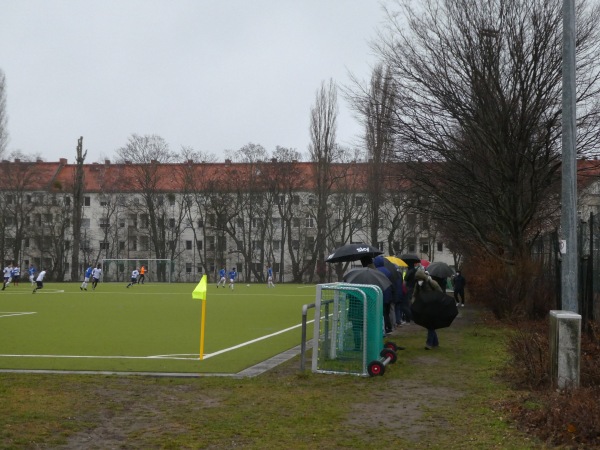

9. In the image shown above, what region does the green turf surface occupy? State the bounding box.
[0,281,316,373]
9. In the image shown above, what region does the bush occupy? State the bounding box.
[503,319,600,447]
[466,256,558,320]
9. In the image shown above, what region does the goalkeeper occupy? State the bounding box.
[126,268,140,288]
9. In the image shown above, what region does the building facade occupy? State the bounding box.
[0,157,458,282]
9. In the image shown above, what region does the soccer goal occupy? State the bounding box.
[101,259,173,283]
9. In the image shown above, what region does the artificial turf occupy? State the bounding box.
[0,281,316,374]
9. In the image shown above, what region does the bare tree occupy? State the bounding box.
[0,158,44,267]
[308,79,340,282]
[116,134,180,281]
[70,137,86,280]
[349,64,397,247]
[375,0,600,264]
[0,69,8,159]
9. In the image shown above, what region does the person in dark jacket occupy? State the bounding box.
[373,256,394,334]
[402,262,420,324]
[453,271,466,307]
[414,269,443,350]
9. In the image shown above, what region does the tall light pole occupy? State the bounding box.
[561,0,578,313]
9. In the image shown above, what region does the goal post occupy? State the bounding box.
[101,259,173,283]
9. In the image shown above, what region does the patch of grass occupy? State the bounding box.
[0,304,544,448]
[0,282,314,373]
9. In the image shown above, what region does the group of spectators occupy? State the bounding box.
[372,257,467,349]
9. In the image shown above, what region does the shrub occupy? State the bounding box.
[503,319,600,447]
[466,256,557,320]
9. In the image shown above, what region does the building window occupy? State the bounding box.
[293,195,300,205]
[168,218,175,228]
[272,217,281,228]
[119,241,125,250]
[292,239,299,250]
[355,196,364,206]
[420,241,429,254]
[273,240,281,251]
[99,217,110,228]
[305,214,315,228]
[437,242,443,252]
[293,218,300,228]
[196,240,203,250]
[100,242,109,250]
[186,240,193,250]
[84,196,91,206]
[186,263,192,273]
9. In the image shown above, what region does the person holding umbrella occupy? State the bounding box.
[413,269,443,350]
[373,256,395,334]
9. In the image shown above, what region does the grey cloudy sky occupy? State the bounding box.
[0,0,387,163]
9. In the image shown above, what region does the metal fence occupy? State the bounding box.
[532,214,600,331]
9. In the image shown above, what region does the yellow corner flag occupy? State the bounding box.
[193,274,207,300]
[193,275,208,359]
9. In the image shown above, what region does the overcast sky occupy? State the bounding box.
[0,0,387,163]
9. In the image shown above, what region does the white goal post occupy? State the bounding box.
[101,259,173,283]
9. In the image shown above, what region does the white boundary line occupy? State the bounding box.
[0,312,37,319]
[0,319,315,361]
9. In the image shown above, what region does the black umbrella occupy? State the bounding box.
[410,290,458,329]
[325,243,383,264]
[426,262,454,278]
[398,253,420,265]
[343,267,392,291]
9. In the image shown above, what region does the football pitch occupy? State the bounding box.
[0,281,317,374]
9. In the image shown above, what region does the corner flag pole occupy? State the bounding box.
[192,275,208,360]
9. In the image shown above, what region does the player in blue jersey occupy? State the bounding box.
[80,265,93,291]
[28,264,37,286]
[217,267,226,288]
[267,265,275,288]
[228,267,237,290]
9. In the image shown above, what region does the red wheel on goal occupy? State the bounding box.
[380,348,397,364]
[367,360,385,377]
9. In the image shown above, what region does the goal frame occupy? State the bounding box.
[100,258,173,283]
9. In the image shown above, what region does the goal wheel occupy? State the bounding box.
[367,360,385,377]
[384,341,398,352]
[380,348,397,364]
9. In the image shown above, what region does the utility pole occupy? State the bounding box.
[551,0,580,390]
[561,0,578,313]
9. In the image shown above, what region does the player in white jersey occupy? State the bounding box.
[32,269,47,293]
[91,264,102,290]
[127,268,140,288]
